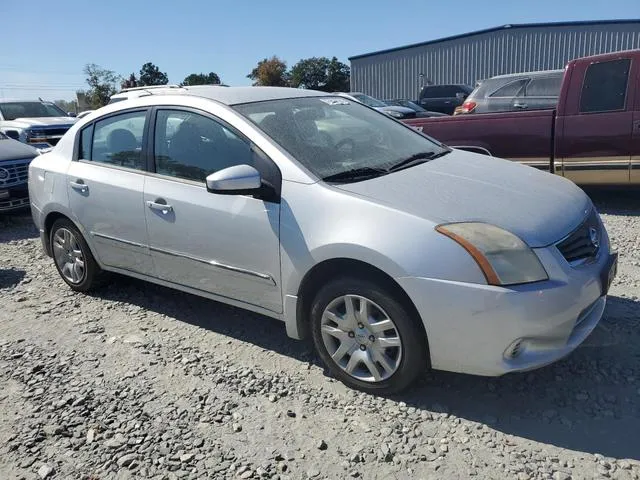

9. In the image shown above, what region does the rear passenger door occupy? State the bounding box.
[517,75,562,111]
[67,109,153,275]
[558,57,635,184]
[487,79,528,113]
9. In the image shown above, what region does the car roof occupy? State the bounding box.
[114,86,329,106]
[484,69,564,81]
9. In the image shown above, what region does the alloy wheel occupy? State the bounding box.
[52,228,86,284]
[320,294,402,382]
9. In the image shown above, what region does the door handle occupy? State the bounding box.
[146,200,173,214]
[513,103,528,109]
[69,181,88,193]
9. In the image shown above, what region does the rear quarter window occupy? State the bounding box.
[580,58,630,113]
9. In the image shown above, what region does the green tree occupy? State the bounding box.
[139,62,169,86]
[289,56,350,92]
[181,72,221,86]
[83,63,120,109]
[247,56,289,86]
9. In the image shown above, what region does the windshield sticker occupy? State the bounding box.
[320,98,350,106]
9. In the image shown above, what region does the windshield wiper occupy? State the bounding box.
[386,149,451,172]
[322,167,388,183]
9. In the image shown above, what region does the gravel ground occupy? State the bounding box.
[1,188,639,480]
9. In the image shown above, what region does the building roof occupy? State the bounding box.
[349,19,640,60]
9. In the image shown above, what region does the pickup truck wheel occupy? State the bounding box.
[310,277,427,394]
[50,218,104,292]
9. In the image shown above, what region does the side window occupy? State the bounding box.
[580,59,630,113]
[525,76,562,97]
[79,124,93,159]
[91,111,147,169]
[154,110,253,183]
[490,79,528,97]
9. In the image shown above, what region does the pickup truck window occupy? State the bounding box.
[580,59,630,113]
[0,101,67,121]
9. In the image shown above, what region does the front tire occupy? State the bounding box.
[50,218,104,292]
[310,277,427,394]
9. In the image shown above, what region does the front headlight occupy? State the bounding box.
[436,222,548,286]
[385,110,405,118]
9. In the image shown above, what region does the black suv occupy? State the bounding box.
[416,84,473,115]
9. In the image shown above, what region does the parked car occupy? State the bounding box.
[454,69,564,115]
[0,131,39,212]
[0,99,78,152]
[416,84,473,115]
[383,99,448,118]
[29,86,617,393]
[340,92,418,119]
[404,49,640,185]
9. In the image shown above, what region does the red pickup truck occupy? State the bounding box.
[404,49,640,185]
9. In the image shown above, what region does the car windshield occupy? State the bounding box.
[0,101,68,121]
[234,96,447,181]
[351,93,387,108]
[403,101,426,112]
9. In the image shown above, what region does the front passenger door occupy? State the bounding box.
[144,108,282,313]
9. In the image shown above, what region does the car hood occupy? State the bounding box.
[333,150,591,248]
[2,117,78,128]
[0,138,38,161]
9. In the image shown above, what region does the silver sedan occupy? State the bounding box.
[28,86,618,393]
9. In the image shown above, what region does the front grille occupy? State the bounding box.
[27,125,73,147]
[556,209,601,265]
[0,158,32,188]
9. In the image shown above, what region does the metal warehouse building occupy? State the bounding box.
[349,19,640,100]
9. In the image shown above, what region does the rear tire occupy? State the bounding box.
[310,276,427,394]
[50,218,104,292]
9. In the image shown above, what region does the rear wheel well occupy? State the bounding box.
[296,259,428,354]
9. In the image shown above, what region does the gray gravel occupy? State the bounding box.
[1,188,639,480]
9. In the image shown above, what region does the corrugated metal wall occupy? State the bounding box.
[350,22,640,100]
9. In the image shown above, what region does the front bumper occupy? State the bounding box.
[397,243,617,377]
[0,183,29,212]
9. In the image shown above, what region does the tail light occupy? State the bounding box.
[455,101,477,115]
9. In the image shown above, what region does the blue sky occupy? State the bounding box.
[2,0,639,101]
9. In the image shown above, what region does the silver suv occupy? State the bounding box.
[455,69,564,114]
[28,86,615,393]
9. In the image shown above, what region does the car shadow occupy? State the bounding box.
[0,268,26,289]
[0,212,38,242]
[93,276,640,460]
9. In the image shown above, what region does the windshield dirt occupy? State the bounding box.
[234,96,446,181]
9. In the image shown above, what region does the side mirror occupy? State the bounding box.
[5,130,19,140]
[67,112,77,117]
[456,92,468,100]
[205,164,262,195]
